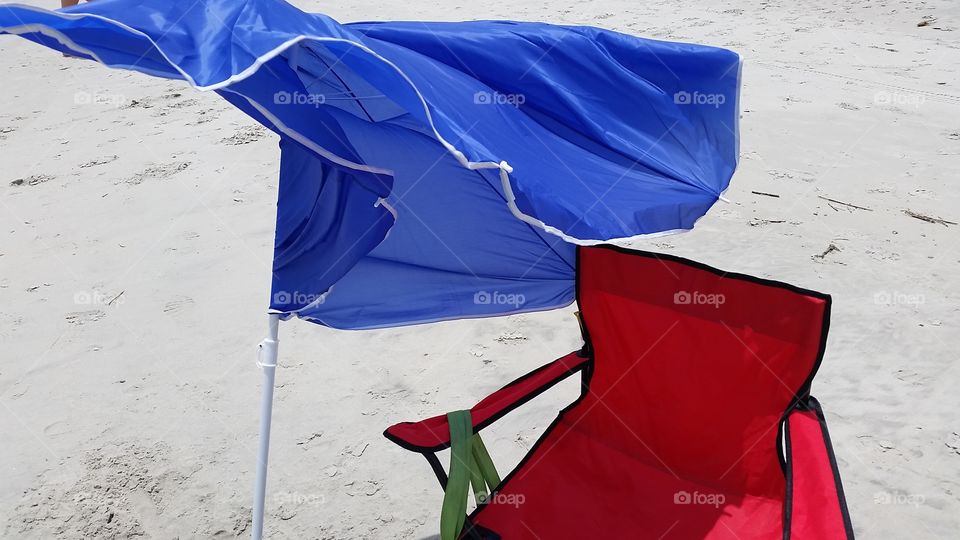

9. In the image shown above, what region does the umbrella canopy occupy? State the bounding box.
[1,0,741,330]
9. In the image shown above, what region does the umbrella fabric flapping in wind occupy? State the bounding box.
[0,0,741,537]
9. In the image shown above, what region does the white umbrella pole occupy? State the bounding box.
[252,313,281,540]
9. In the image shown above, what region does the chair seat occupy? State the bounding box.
[472,421,784,539]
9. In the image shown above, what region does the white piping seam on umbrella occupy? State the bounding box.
[2,4,733,250]
[375,198,398,219]
[0,23,188,80]
[226,91,394,176]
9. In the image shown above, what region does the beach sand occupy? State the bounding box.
[1,0,958,537]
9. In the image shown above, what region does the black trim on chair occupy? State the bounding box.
[783,396,855,540]
[782,412,795,540]
[809,396,855,539]
[424,452,448,490]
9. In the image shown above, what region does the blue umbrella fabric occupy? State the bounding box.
[0,0,742,330]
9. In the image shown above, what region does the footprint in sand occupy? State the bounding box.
[65,309,105,325]
[165,98,200,110]
[0,312,24,339]
[79,155,119,168]
[162,296,194,314]
[42,419,75,438]
[894,369,934,386]
[495,330,528,344]
[123,92,187,111]
[865,247,902,262]
[9,174,55,187]
[124,161,190,185]
[219,125,267,145]
[946,432,960,455]
[768,169,815,183]
[188,108,220,125]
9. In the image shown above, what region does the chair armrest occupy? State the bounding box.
[384,350,589,452]
[785,397,854,539]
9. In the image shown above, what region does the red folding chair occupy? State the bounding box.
[385,246,853,539]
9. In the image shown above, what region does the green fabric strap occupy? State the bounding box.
[440,410,501,540]
[440,411,472,540]
[471,434,502,495]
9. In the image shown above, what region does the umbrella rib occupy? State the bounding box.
[315,54,375,122]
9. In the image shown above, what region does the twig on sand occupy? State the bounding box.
[748,218,786,227]
[107,291,125,306]
[813,243,841,260]
[751,191,780,198]
[817,196,872,211]
[903,210,956,226]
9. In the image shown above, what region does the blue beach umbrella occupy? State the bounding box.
[0,0,741,537]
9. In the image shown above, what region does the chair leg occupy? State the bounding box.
[424,452,448,489]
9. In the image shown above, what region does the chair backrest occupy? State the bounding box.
[571,246,830,499]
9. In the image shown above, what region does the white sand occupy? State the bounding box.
[1,0,958,538]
